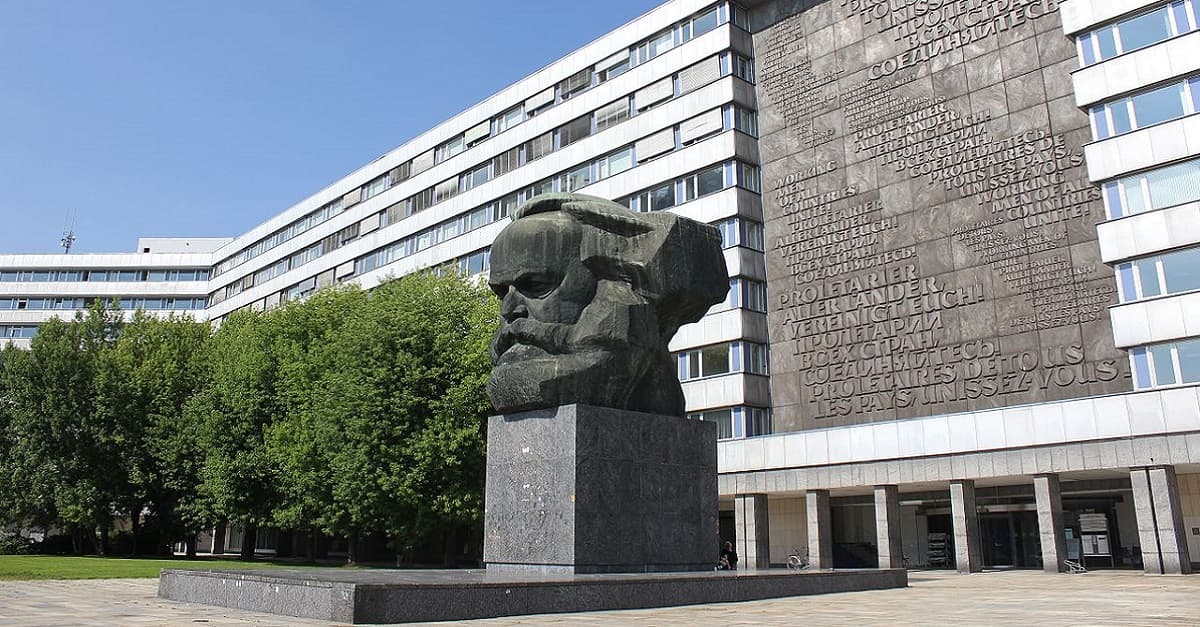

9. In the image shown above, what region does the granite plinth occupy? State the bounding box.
[484,403,717,573]
[158,567,909,624]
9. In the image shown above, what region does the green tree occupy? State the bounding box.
[93,311,210,555]
[267,271,496,564]
[4,302,123,553]
[189,308,288,560]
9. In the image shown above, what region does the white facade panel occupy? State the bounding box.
[1084,116,1200,181]
[717,387,1200,474]
[1097,202,1200,263]
[1072,32,1200,107]
[1110,293,1200,347]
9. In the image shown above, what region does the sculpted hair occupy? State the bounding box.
[513,193,728,337]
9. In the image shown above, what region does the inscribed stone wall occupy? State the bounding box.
[750,0,1131,431]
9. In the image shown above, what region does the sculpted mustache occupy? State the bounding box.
[493,318,573,358]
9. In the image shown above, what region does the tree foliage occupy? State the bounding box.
[0,271,497,560]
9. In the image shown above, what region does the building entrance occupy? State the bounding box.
[979,510,1040,568]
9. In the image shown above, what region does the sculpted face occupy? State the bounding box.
[486,193,729,416]
[488,212,596,369]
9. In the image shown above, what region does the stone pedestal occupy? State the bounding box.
[483,403,717,573]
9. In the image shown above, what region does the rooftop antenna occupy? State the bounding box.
[60,209,77,254]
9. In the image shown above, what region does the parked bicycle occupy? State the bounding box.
[786,546,810,570]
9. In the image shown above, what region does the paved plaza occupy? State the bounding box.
[1,570,1197,626]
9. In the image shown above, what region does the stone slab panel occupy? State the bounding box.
[159,567,908,624]
[750,0,1130,435]
[484,404,718,573]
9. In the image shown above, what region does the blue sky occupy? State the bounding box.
[0,0,658,254]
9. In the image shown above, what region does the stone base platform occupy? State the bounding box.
[159,567,907,624]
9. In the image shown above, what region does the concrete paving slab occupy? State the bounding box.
[1,570,1197,626]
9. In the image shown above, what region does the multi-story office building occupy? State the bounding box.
[0,237,226,348]
[2,0,1198,575]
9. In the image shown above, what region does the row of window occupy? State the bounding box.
[1077,0,1200,66]
[361,67,755,235]
[289,157,760,310]
[689,405,771,439]
[433,3,739,162]
[1090,74,1200,140]
[0,296,207,312]
[1131,337,1200,389]
[1117,245,1200,302]
[677,340,769,381]
[0,325,38,339]
[211,6,747,280]
[621,160,762,215]
[1104,157,1200,219]
[0,268,210,283]
[350,153,760,294]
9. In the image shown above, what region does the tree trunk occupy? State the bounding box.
[347,531,359,565]
[70,526,82,555]
[129,507,142,556]
[239,525,257,561]
[184,533,197,559]
[307,527,319,561]
[442,528,456,567]
[98,520,109,556]
[211,523,226,555]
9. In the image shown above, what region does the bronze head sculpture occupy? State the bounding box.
[487,193,729,416]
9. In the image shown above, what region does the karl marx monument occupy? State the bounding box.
[483,193,729,573]
[158,194,905,623]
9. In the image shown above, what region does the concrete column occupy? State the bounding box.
[949,480,982,573]
[806,489,832,570]
[874,485,903,569]
[734,493,770,570]
[1033,473,1067,573]
[1130,466,1193,575]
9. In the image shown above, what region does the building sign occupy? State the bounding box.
[752,0,1130,431]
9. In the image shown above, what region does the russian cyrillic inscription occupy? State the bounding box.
[753,0,1129,430]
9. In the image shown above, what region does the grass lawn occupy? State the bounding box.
[0,554,367,580]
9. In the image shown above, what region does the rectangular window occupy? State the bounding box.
[1104,158,1200,218]
[492,145,522,177]
[597,49,631,82]
[685,164,726,200]
[692,409,733,440]
[1132,82,1187,127]
[594,98,631,132]
[493,104,524,135]
[701,344,730,377]
[1131,338,1200,388]
[434,178,458,203]
[460,163,491,192]
[525,132,554,161]
[435,135,465,163]
[362,172,390,200]
[1091,77,1198,140]
[1119,245,1200,301]
[560,163,593,193]
[691,6,719,37]
[597,146,634,178]
[638,181,675,212]
[557,115,592,148]
[558,67,592,101]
